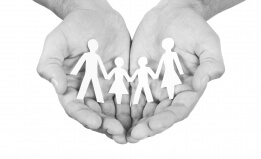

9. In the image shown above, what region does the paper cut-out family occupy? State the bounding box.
[71,38,183,105]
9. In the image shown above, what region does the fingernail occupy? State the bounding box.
[51,78,58,91]
[200,76,209,91]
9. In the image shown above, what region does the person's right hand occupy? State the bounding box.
[36,1,131,144]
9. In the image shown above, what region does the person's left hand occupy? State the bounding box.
[127,0,225,142]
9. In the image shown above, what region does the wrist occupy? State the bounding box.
[157,0,214,20]
[48,0,113,19]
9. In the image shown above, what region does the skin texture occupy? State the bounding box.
[36,8,132,144]
[128,2,225,142]
[35,0,244,144]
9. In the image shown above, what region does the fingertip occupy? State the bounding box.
[148,111,175,131]
[201,76,209,90]
[113,134,127,144]
[126,129,140,143]
[37,63,67,95]
[193,61,225,91]
[131,123,151,140]
[103,118,124,135]
[85,112,102,130]
[50,78,66,94]
[55,74,68,95]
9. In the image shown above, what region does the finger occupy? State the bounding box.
[130,121,154,140]
[60,88,125,135]
[193,37,225,91]
[37,30,67,94]
[154,90,203,130]
[129,111,178,141]
[98,100,125,135]
[115,95,132,130]
[130,89,204,141]
[90,116,125,136]
[112,132,128,144]
[126,127,140,143]
[59,88,102,129]
[130,93,146,126]
[153,76,194,115]
[84,98,102,113]
[143,102,157,118]
[100,99,115,116]
[129,110,174,141]
[101,117,124,135]
[154,99,172,114]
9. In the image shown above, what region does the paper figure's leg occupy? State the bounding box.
[144,84,153,103]
[92,77,104,103]
[115,94,123,105]
[167,86,174,99]
[77,76,91,100]
[133,84,142,105]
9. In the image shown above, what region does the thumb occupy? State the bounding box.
[37,63,67,94]
[37,31,67,94]
[193,59,225,91]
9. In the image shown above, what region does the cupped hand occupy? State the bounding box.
[128,0,225,142]
[37,8,131,144]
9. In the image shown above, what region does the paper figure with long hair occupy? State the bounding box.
[156,38,184,99]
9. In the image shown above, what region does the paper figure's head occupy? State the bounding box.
[138,57,148,67]
[162,38,174,51]
[115,57,124,67]
[88,39,98,52]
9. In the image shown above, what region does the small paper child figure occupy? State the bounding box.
[130,57,157,105]
[156,38,184,99]
[106,57,131,104]
[70,39,107,103]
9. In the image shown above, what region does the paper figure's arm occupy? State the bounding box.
[173,52,184,74]
[148,68,157,80]
[123,70,132,82]
[71,53,87,75]
[106,69,115,80]
[155,55,164,77]
[129,70,138,82]
[97,55,108,78]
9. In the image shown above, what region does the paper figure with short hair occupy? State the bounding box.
[106,57,131,104]
[70,39,107,103]
[156,38,184,99]
[130,57,157,105]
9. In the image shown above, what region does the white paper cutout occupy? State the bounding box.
[156,38,184,99]
[106,57,131,104]
[71,38,184,105]
[71,39,107,103]
[130,57,157,105]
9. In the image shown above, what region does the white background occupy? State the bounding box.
[0,0,260,159]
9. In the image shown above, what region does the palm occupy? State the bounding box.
[43,10,131,144]
[128,6,221,142]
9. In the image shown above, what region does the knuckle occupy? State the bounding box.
[215,63,225,79]
[64,105,75,119]
[176,110,190,121]
[36,64,45,77]
[63,101,82,120]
